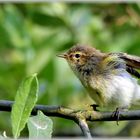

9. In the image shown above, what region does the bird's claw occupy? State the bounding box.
[112,107,121,125]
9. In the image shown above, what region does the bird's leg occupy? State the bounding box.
[90,104,99,111]
[112,107,121,125]
[112,106,128,125]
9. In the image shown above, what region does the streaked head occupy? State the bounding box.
[57,44,100,67]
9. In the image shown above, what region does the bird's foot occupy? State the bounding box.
[112,106,128,125]
[90,104,99,111]
[112,107,121,125]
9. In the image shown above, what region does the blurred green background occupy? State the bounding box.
[0,3,140,138]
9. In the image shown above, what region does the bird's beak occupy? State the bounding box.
[56,53,67,59]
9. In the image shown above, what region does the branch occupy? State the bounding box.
[77,118,92,138]
[1,100,140,138]
[1,100,140,121]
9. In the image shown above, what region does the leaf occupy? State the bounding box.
[3,5,30,48]
[11,73,39,138]
[27,111,53,139]
[31,12,66,27]
[27,48,54,75]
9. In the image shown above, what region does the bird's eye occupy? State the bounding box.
[75,53,80,58]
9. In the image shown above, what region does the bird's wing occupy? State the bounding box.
[117,53,140,69]
[126,66,140,78]
[109,52,140,78]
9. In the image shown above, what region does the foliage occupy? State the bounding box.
[11,73,38,138]
[27,111,53,139]
[0,3,140,137]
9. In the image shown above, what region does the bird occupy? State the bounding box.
[57,44,140,123]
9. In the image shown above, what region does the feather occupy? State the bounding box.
[109,52,140,69]
[120,53,140,69]
[126,66,140,78]
[107,52,140,78]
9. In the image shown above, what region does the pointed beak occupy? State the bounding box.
[56,53,67,59]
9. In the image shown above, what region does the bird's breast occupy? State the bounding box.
[80,73,137,110]
[81,75,107,106]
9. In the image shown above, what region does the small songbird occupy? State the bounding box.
[57,44,140,118]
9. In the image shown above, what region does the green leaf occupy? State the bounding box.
[31,12,66,27]
[3,5,30,48]
[27,111,53,139]
[11,73,39,138]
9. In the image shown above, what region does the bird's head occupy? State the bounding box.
[58,44,101,68]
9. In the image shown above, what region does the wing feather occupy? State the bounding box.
[110,52,140,69]
[108,52,140,78]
